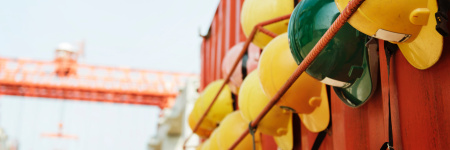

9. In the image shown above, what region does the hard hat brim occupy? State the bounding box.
[333,40,379,107]
[397,0,443,70]
[273,115,293,150]
[298,84,330,133]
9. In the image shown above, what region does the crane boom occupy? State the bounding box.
[0,57,196,109]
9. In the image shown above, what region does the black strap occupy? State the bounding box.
[248,122,257,150]
[294,0,299,6]
[292,113,302,149]
[311,130,327,150]
[311,85,332,150]
[241,51,249,80]
[436,0,449,36]
[380,41,398,150]
[231,93,237,110]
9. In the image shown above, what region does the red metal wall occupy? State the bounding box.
[200,0,246,91]
[200,1,450,149]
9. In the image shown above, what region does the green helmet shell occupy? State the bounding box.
[333,42,378,107]
[287,0,378,107]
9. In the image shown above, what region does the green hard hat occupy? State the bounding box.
[287,0,379,107]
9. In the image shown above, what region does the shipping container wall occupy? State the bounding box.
[200,0,450,149]
[200,0,246,91]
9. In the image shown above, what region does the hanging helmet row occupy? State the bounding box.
[190,0,448,149]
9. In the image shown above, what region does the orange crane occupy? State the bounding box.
[0,42,197,109]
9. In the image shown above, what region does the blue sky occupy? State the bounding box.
[0,0,219,149]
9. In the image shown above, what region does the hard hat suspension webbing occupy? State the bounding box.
[435,0,449,36]
[248,122,258,150]
[379,41,398,150]
[333,37,379,107]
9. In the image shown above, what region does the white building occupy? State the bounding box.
[148,77,201,150]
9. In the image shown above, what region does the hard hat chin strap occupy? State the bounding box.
[366,37,379,101]
[248,122,258,150]
[435,0,449,36]
[311,129,329,150]
[379,41,398,150]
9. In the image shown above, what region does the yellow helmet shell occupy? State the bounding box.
[335,0,443,70]
[335,0,427,43]
[258,33,321,113]
[396,0,443,69]
[198,80,234,124]
[216,111,262,150]
[258,33,330,132]
[188,114,213,138]
[241,0,294,48]
[238,71,292,136]
[207,129,220,150]
[188,97,216,138]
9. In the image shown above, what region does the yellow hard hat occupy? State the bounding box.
[335,0,443,69]
[240,0,294,48]
[188,117,212,138]
[238,71,292,136]
[188,99,216,138]
[216,111,262,150]
[198,80,234,124]
[258,33,330,132]
[201,128,220,150]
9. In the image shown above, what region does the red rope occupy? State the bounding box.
[258,26,278,38]
[228,0,365,149]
